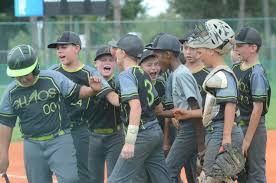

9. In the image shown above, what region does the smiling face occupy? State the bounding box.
[153,50,171,71]
[56,44,80,66]
[95,54,116,79]
[140,56,161,81]
[16,73,36,87]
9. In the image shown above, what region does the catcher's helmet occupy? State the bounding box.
[7,44,39,77]
[188,19,235,54]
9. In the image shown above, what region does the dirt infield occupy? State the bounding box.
[2,130,276,183]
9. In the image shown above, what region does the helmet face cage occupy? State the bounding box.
[188,19,235,54]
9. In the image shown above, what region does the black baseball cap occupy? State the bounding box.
[108,39,118,48]
[94,46,112,61]
[179,32,193,44]
[235,27,262,47]
[116,34,144,59]
[48,31,82,48]
[146,33,181,54]
[138,50,156,65]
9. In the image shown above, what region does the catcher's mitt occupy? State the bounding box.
[211,143,245,180]
[196,149,206,176]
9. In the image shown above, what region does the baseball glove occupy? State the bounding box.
[211,143,245,180]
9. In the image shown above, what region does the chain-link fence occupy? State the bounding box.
[0,18,276,93]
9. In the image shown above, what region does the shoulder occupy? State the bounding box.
[5,81,17,93]
[83,64,98,74]
[119,68,133,79]
[39,70,70,83]
[232,62,241,70]
[252,64,266,75]
[206,70,234,89]
[174,65,195,81]
[156,77,166,86]
[202,67,210,74]
[48,64,61,70]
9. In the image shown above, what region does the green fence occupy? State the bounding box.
[0,19,275,128]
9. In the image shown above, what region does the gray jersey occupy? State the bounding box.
[0,70,80,138]
[171,64,202,110]
[205,70,238,122]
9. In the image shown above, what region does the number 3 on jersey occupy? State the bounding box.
[144,79,154,106]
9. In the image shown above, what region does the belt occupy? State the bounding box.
[206,122,237,133]
[139,120,158,130]
[239,120,248,126]
[28,130,65,141]
[92,125,121,134]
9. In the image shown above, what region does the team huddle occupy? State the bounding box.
[0,19,271,183]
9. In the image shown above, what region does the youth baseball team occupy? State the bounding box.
[0,19,271,183]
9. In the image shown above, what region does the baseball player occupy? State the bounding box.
[0,44,101,183]
[138,49,171,152]
[233,27,271,183]
[187,19,244,182]
[147,33,203,183]
[87,45,124,183]
[108,34,171,183]
[47,31,118,183]
[174,35,210,182]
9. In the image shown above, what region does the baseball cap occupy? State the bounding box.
[116,34,144,59]
[108,39,118,48]
[138,50,156,65]
[48,31,82,48]
[235,27,262,47]
[146,33,181,54]
[94,46,112,61]
[179,32,193,44]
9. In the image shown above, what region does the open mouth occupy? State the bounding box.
[150,72,157,78]
[59,55,66,59]
[103,65,111,71]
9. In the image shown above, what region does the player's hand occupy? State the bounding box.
[163,144,170,157]
[173,108,190,120]
[242,139,250,157]
[0,153,9,174]
[121,143,135,159]
[89,76,102,93]
[171,118,180,129]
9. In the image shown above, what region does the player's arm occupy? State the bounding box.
[242,102,263,155]
[173,97,202,120]
[0,124,12,174]
[242,70,268,155]
[188,97,205,152]
[163,118,171,156]
[154,102,174,118]
[222,102,235,145]
[79,76,102,98]
[121,99,141,159]
[105,91,120,107]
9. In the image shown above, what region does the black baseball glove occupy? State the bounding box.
[211,143,245,180]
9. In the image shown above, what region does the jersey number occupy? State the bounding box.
[43,102,57,115]
[144,79,154,106]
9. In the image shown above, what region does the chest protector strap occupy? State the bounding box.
[202,65,238,127]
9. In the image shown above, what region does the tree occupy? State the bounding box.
[106,0,145,20]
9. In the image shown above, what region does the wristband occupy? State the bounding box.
[125,125,139,145]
